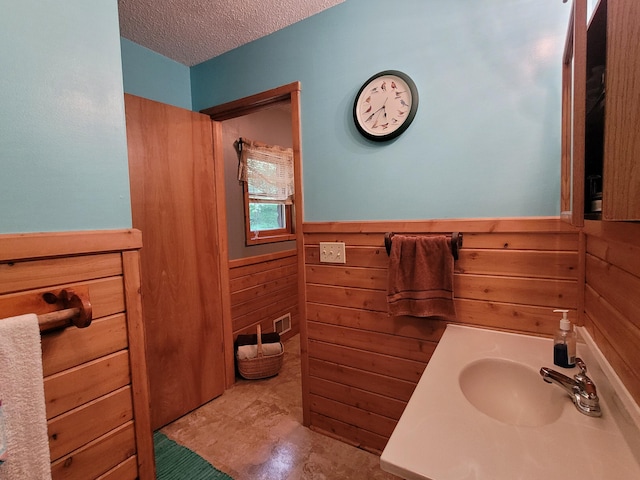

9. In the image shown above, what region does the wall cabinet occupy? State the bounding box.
[561,0,640,224]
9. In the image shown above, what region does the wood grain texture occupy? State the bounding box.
[50,422,136,480]
[210,119,236,389]
[207,83,304,388]
[41,314,128,376]
[121,250,155,480]
[302,219,580,452]
[0,253,122,295]
[0,229,141,262]
[0,231,154,479]
[573,0,587,226]
[303,217,578,234]
[95,456,138,480]
[125,94,226,430]
[603,0,640,220]
[48,386,133,461]
[229,251,299,340]
[583,222,640,404]
[309,413,389,454]
[309,358,416,402]
[44,351,131,419]
[0,278,123,328]
[201,81,301,120]
[309,394,397,438]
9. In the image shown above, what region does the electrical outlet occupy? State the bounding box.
[319,242,346,263]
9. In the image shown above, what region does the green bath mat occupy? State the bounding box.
[154,431,233,480]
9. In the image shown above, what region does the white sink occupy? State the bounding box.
[380,324,640,480]
[459,358,564,427]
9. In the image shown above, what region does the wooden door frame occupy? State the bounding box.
[201,83,308,406]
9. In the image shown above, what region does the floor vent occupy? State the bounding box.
[273,313,291,335]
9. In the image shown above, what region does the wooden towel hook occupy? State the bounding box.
[38,288,93,332]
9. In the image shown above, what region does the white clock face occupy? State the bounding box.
[354,71,417,140]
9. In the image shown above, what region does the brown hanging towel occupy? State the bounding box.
[387,235,456,319]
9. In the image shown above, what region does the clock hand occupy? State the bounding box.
[364,98,387,123]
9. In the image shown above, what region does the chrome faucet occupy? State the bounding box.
[540,358,602,417]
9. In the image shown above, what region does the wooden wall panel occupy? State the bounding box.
[44,351,131,419]
[41,314,128,377]
[309,413,389,454]
[583,221,640,405]
[97,456,138,480]
[457,249,577,279]
[0,230,154,480]
[308,359,416,402]
[303,218,580,453]
[309,340,426,383]
[309,394,397,438]
[307,303,446,340]
[308,377,407,420]
[308,321,437,363]
[50,422,137,480]
[0,278,124,331]
[0,253,123,295]
[48,386,133,461]
[229,250,299,340]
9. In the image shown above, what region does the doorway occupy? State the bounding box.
[201,82,307,395]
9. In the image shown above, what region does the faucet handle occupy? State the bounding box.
[574,358,599,401]
[576,357,587,374]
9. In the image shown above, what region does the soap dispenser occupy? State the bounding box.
[553,309,576,368]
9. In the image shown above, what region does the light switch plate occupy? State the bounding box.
[319,242,346,263]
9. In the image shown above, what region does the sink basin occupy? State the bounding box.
[459,358,564,426]
[381,325,640,480]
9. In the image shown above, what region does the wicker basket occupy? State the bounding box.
[237,325,284,380]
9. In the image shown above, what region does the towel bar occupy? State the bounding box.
[384,232,463,260]
[37,288,92,333]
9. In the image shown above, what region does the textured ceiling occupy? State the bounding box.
[118,0,345,66]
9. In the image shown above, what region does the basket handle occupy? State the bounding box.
[256,324,263,357]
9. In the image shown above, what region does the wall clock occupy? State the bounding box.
[353,70,419,141]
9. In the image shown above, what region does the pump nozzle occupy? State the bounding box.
[553,309,571,331]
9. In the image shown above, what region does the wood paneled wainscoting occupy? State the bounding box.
[229,250,299,341]
[583,221,640,406]
[302,218,580,453]
[0,230,154,480]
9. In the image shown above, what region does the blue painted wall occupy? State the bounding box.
[191,0,570,222]
[0,1,131,233]
[2,0,571,234]
[121,38,192,110]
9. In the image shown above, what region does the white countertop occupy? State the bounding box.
[380,324,640,480]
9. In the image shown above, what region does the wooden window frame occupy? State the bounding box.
[242,181,295,245]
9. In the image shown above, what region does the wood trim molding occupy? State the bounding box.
[0,229,143,262]
[201,82,301,120]
[211,120,236,389]
[583,219,640,242]
[229,249,297,269]
[303,217,579,234]
[122,250,155,480]
[205,81,304,389]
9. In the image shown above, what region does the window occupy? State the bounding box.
[238,138,295,245]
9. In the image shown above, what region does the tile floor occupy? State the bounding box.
[161,334,401,480]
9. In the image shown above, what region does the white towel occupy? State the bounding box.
[237,343,283,360]
[0,314,52,480]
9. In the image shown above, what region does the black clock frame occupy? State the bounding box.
[353,70,419,142]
